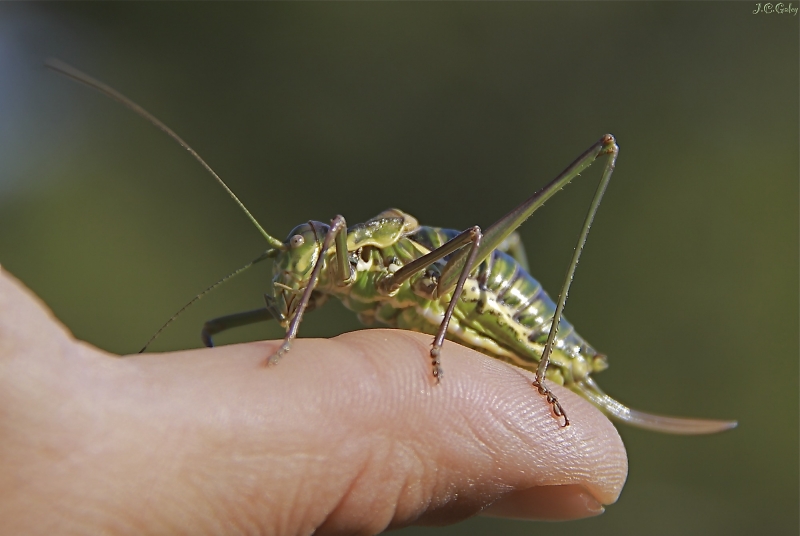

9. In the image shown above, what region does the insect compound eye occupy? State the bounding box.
[289,235,305,248]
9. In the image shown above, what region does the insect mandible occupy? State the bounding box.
[47,60,736,434]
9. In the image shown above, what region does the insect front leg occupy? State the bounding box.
[268,215,350,365]
[379,226,483,382]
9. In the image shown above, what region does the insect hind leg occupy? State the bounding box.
[532,377,570,426]
[535,135,619,427]
[496,231,530,272]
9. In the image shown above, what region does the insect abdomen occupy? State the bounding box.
[409,226,607,380]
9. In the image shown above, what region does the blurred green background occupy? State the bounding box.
[0,3,796,535]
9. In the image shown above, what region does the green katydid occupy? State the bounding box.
[47,59,736,433]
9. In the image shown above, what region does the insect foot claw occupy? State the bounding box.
[432,366,443,383]
[430,347,443,383]
[532,378,570,428]
[266,342,291,366]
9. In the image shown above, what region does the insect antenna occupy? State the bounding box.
[138,251,274,353]
[44,58,286,251]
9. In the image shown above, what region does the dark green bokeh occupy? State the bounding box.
[0,3,796,535]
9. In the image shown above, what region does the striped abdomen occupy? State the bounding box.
[406,227,608,384]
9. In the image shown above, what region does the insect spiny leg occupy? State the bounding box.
[265,216,349,366]
[429,226,483,383]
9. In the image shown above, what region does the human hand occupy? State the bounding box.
[0,267,627,535]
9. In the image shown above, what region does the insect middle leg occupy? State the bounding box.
[379,226,483,381]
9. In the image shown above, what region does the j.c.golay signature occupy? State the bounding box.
[753,2,799,14]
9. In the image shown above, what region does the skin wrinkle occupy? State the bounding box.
[437,428,534,520]
[185,464,252,536]
[247,405,358,533]
[399,423,511,527]
[381,439,438,528]
[366,454,410,535]
[316,452,386,536]
[278,368,415,531]
[388,332,518,454]
[379,442,431,527]
[391,445,429,526]
[327,335,389,389]
[225,474,274,536]
[386,331,445,390]
[434,359,558,493]
[294,441,360,536]
[327,450,377,530]
[302,434,396,535]
[448,352,553,465]
[272,338,407,433]
[324,330,506,524]
[396,405,493,522]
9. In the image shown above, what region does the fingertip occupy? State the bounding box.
[332,329,628,512]
[482,485,605,521]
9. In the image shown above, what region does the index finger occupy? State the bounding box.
[125,329,628,530]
